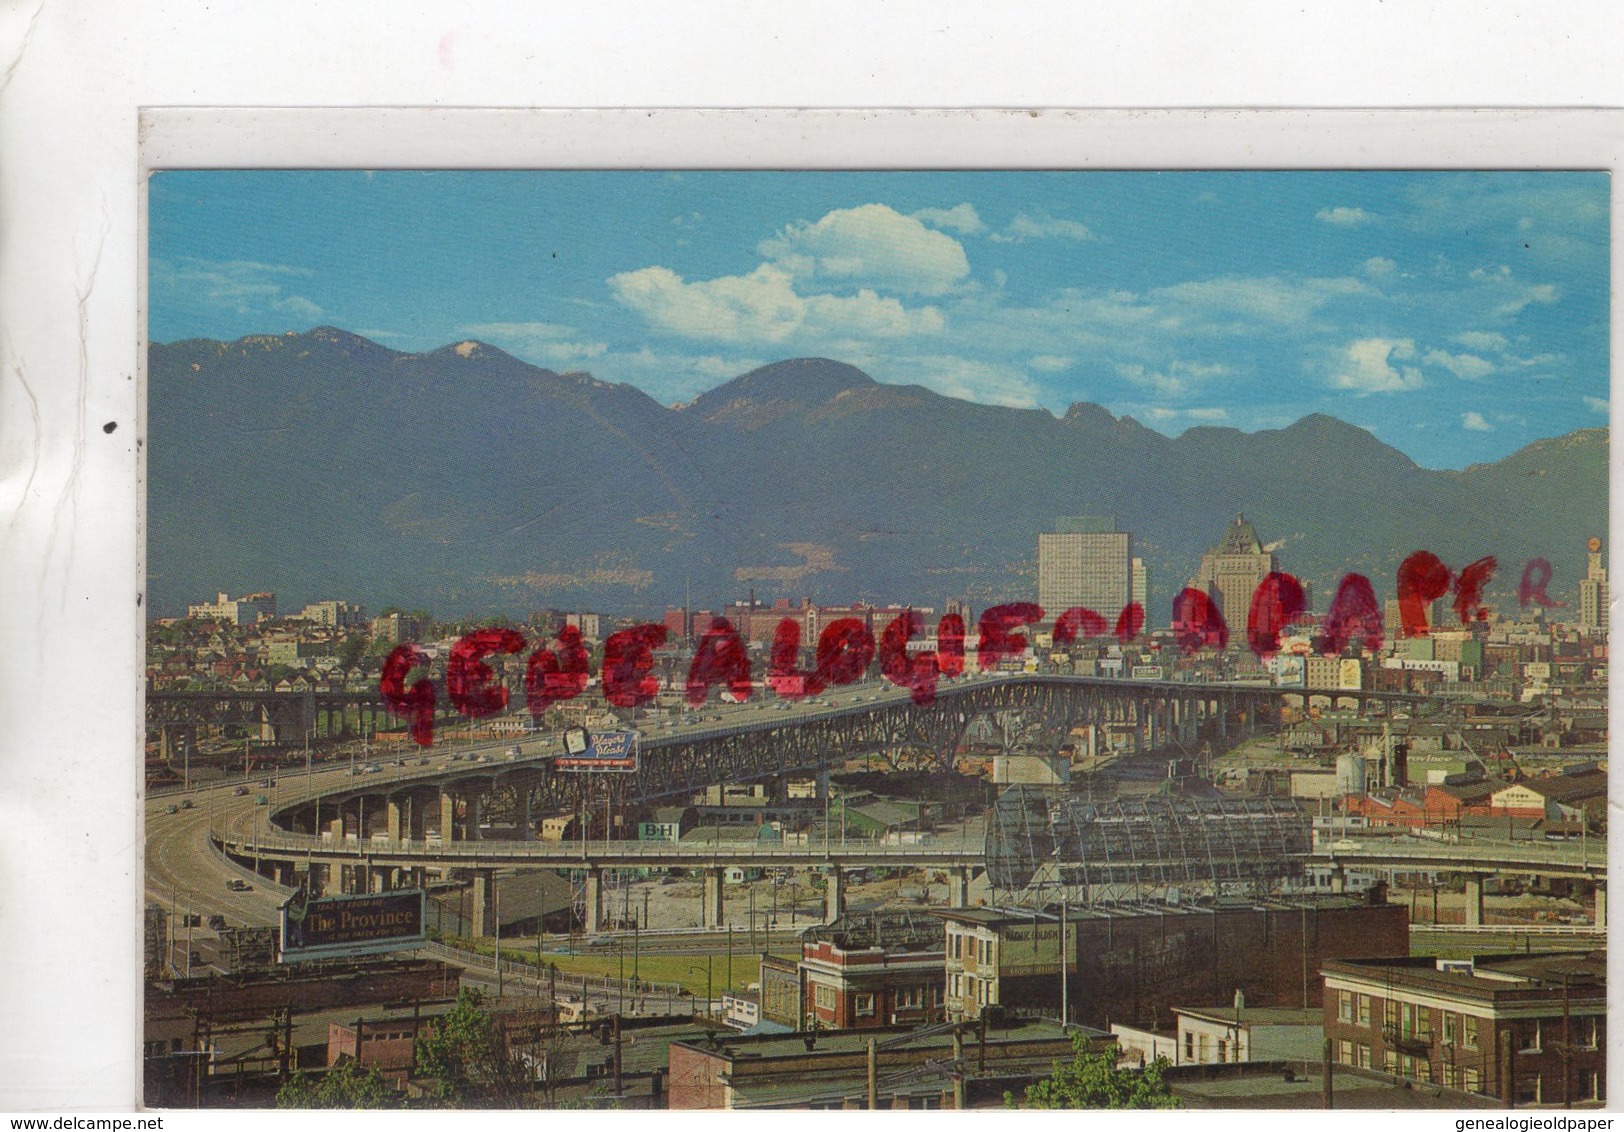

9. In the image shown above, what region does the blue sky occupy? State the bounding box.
[149,170,1608,468]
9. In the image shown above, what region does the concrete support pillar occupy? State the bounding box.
[584,867,604,935]
[522,790,533,841]
[472,870,496,937]
[1595,882,1606,930]
[1464,873,1486,928]
[386,798,403,842]
[468,793,483,840]
[824,866,845,923]
[702,868,725,929]
[329,816,345,842]
[308,862,328,895]
[441,790,456,842]
[947,866,969,908]
[816,769,831,799]
[372,867,389,893]
[1328,866,1346,894]
[408,793,427,840]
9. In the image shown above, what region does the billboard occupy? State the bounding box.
[279,887,426,963]
[999,919,1077,976]
[557,728,639,772]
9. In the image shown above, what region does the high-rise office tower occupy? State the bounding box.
[1193,514,1275,629]
[1579,535,1609,634]
[1038,516,1131,616]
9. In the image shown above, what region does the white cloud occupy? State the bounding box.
[1362,257,1396,278]
[1584,396,1609,414]
[1316,206,1373,227]
[1461,411,1494,432]
[1153,275,1367,325]
[1029,355,1073,372]
[895,355,1041,408]
[273,295,323,320]
[152,257,321,319]
[608,263,943,345]
[460,321,609,365]
[1453,330,1508,352]
[1118,359,1228,399]
[990,212,1093,243]
[1423,348,1495,381]
[1496,283,1559,317]
[912,204,985,235]
[757,203,970,296]
[1327,338,1426,394]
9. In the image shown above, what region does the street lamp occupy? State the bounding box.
[687,958,714,1021]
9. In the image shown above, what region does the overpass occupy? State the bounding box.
[156,673,1441,937]
[1310,834,1607,928]
[156,672,1433,816]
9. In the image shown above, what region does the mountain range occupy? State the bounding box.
[147,327,1609,624]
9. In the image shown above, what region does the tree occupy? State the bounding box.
[414,988,536,1108]
[335,632,369,670]
[275,1058,403,1109]
[1010,1033,1180,1110]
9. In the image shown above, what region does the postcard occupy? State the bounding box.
[137,121,1609,1112]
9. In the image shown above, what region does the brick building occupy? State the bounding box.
[939,894,1409,1030]
[1322,952,1605,1105]
[327,1017,422,1085]
[798,911,946,1031]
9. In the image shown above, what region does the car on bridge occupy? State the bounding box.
[233,785,249,796]
[180,799,193,809]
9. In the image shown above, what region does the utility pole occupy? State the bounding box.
[1322,1036,1333,1109]
[867,1037,877,1110]
[1059,888,1069,1026]
[495,878,503,998]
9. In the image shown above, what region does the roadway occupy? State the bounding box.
[1311,833,1606,881]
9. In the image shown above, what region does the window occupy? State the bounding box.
[1442,1013,1456,1046]
[1217,1039,1227,1062]
[1520,1020,1542,1053]
[1339,990,1355,1022]
[1464,1067,1481,1094]
[855,993,875,1017]
[814,983,837,1010]
[1383,1051,1398,1074]
[1356,1044,1372,1069]
[1357,994,1371,1025]
[1385,999,1399,1029]
[965,976,977,1004]
[1463,1015,1479,1049]
[1577,1017,1598,1049]
[1185,1032,1195,1061]
[897,985,924,1009]
[1337,1039,1353,1065]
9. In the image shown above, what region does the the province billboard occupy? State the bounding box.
[279,888,426,963]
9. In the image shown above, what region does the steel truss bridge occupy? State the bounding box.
[155,675,1431,820]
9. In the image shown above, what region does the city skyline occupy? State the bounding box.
[149,171,1609,470]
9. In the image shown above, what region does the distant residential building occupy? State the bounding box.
[298,600,367,629]
[1322,952,1605,1103]
[370,612,422,644]
[1192,515,1274,630]
[1578,536,1608,634]
[264,638,331,667]
[565,611,602,640]
[187,591,277,626]
[1037,516,1131,617]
